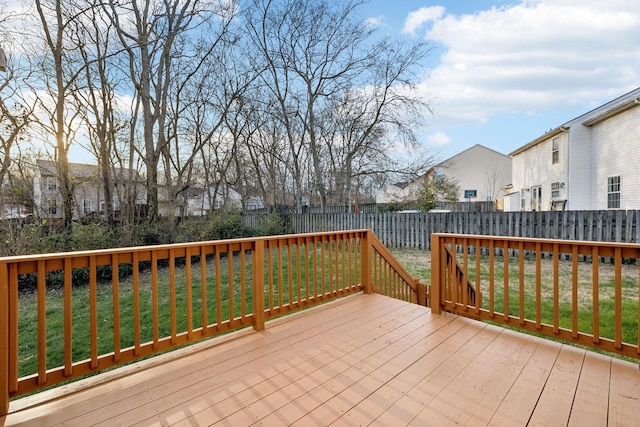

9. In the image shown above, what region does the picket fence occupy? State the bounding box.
[243,210,640,249]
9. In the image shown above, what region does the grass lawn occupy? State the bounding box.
[389,247,639,348]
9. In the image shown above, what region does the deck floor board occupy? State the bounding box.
[3,293,640,426]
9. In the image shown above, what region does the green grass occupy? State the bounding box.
[389,247,640,347]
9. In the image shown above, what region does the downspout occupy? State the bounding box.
[560,125,569,210]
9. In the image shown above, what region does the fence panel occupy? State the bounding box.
[243,210,640,249]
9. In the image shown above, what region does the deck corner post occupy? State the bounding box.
[430,234,442,314]
[252,239,266,331]
[361,230,372,294]
[0,261,10,416]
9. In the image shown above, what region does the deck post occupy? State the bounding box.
[417,280,427,306]
[430,234,441,314]
[1,261,9,416]
[361,230,372,294]
[252,239,265,331]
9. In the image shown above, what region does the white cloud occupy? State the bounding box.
[402,6,445,35]
[427,132,451,146]
[366,15,385,28]
[412,0,640,127]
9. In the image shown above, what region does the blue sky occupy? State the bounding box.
[363,0,640,161]
[5,0,640,166]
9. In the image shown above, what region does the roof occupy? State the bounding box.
[36,159,143,181]
[436,144,511,168]
[510,86,640,156]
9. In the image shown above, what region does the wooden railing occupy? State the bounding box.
[430,233,640,360]
[370,237,427,306]
[0,230,421,414]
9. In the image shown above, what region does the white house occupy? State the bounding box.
[375,180,421,204]
[508,87,640,211]
[433,144,512,203]
[376,144,512,205]
[33,160,146,221]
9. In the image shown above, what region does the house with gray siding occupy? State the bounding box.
[508,87,640,211]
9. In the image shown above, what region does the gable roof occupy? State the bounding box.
[436,144,511,168]
[36,159,143,181]
[510,86,640,156]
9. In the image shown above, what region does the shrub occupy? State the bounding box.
[257,212,285,236]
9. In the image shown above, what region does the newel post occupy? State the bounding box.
[252,239,265,331]
[360,230,372,294]
[1,261,9,416]
[430,234,442,314]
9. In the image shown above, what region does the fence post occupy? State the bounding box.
[430,234,441,314]
[361,230,372,294]
[252,239,265,331]
[0,261,9,416]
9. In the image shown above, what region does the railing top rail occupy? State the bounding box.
[0,229,372,263]
[431,233,640,249]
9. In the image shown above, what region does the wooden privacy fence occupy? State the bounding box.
[244,210,640,248]
[0,230,421,415]
[430,233,640,360]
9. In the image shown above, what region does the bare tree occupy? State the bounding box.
[68,3,124,224]
[245,0,432,212]
[320,36,432,210]
[0,61,35,199]
[31,0,88,241]
[105,0,236,222]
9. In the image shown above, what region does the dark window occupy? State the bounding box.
[607,176,621,209]
[552,137,559,164]
[47,199,58,215]
[47,177,58,191]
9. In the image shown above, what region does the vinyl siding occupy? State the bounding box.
[591,105,640,209]
[438,145,512,202]
[511,132,568,211]
[566,124,593,210]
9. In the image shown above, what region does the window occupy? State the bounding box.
[552,137,559,164]
[83,199,92,215]
[520,189,527,211]
[607,176,621,209]
[531,186,542,211]
[100,202,113,212]
[486,189,493,202]
[47,199,58,215]
[551,182,561,199]
[47,177,58,191]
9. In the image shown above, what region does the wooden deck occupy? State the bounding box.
[3,293,640,426]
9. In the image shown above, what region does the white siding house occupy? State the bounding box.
[509,87,640,211]
[375,180,422,204]
[434,144,512,203]
[376,144,512,205]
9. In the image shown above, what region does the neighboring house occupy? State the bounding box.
[432,144,512,203]
[375,144,512,205]
[33,160,146,221]
[0,203,29,219]
[158,185,246,217]
[508,86,640,211]
[375,180,422,204]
